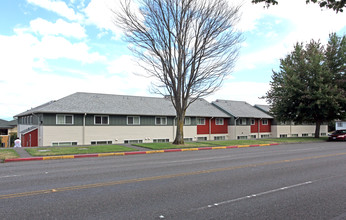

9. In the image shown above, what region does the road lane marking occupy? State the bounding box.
[1,151,346,200]
[194,181,313,211]
[0,175,19,178]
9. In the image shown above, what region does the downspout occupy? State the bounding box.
[209,117,214,141]
[83,113,86,145]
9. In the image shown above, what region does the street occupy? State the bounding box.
[1,142,346,219]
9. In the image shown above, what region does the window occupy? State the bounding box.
[184,138,193,142]
[127,116,140,125]
[280,134,288,138]
[184,117,191,125]
[56,114,73,125]
[239,119,247,125]
[197,136,207,141]
[321,133,327,136]
[291,134,298,137]
[91,140,112,145]
[250,135,256,139]
[237,136,247,140]
[262,119,268,125]
[94,116,109,125]
[124,139,143,144]
[155,117,167,125]
[302,133,309,137]
[214,136,226,140]
[52,141,77,146]
[197,118,205,125]
[261,134,270,138]
[153,139,169,143]
[215,118,224,125]
[251,119,255,125]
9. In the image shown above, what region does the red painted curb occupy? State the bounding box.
[4,157,43,162]
[226,146,238,149]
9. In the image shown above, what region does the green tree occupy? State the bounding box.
[265,34,346,138]
[115,0,242,144]
[252,0,346,12]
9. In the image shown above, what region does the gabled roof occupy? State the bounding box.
[0,119,16,128]
[212,100,273,119]
[15,92,229,118]
[254,104,271,114]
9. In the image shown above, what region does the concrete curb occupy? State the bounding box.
[3,143,279,163]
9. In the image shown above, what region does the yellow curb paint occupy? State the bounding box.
[43,155,74,160]
[182,148,199,151]
[98,153,116,157]
[259,144,270,146]
[114,152,125,156]
[212,147,227,150]
[146,150,165,154]
[238,145,250,148]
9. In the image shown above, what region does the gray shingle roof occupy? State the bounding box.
[15,92,229,118]
[254,104,271,114]
[212,100,273,119]
[0,119,16,128]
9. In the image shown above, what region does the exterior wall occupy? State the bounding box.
[228,125,251,139]
[271,125,328,137]
[197,118,228,135]
[250,119,271,133]
[336,121,346,130]
[22,129,38,147]
[41,125,197,146]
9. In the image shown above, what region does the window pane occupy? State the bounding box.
[102,116,108,124]
[95,116,101,124]
[133,117,140,125]
[57,115,64,124]
[65,116,73,124]
[128,117,133,124]
[156,117,161,125]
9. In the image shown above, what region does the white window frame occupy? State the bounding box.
[214,136,226,140]
[155,117,167,125]
[91,140,112,145]
[56,114,74,125]
[52,141,77,146]
[127,116,140,125]
[184,117,191,125]
[215,118,224,125]
[94,115,109,125]
[262,119,268,125]
[251,119,255,125]
[197,117,206,125]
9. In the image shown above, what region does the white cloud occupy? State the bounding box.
[83,0,123,38]
[30,18,86,39]
[27,0,83,21]
[206,81,270,105]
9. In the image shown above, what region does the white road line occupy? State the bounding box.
[0,175,19,179]
[194,181,313,211]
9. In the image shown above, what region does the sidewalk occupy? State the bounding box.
[13,147,33,158]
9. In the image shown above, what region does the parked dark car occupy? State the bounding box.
[328,129,346,141]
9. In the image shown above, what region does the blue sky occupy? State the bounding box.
[1,0,345,120]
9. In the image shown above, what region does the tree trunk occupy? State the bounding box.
[315,121,321,138]
[173,113,185,145]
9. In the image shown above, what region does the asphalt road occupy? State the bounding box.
[1,142,346,220]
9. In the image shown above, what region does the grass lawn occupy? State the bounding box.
[134,137,328,150]
[26,145,137,156]
[0,149,19,160]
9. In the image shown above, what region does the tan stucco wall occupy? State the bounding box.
[271,125,328,137]
[228,125,251,139]
[41,125,197,146]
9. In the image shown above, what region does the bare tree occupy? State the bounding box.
[115,0,242,144]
